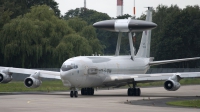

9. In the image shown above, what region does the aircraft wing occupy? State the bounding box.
[103,72,200,84]
[149,57,200,66]
[0,67,61,79]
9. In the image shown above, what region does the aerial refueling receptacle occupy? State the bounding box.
[93,19,157,32]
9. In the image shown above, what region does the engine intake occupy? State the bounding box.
[24,77,42,88]
[164,80,180,91]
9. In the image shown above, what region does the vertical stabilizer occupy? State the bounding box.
[136,7,153,58]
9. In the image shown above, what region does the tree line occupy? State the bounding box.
[0,0,200,68]
[0,1,103,68]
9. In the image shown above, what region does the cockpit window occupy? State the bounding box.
[61,63,78,71]
[61,65,73,71]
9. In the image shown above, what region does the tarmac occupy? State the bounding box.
[0,85,200,112]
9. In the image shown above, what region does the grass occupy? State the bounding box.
[166,100,200,108]
[0,80,69,92]
[0,78,199,92]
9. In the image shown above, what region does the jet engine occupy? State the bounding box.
[0,69,12,83]
[164,80,180,91]
[24,77,42,88]
[24,71,42,88]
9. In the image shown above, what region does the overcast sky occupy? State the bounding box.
[55,0,200,17]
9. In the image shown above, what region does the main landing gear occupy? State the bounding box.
[127,88,141,96]
[127,82,141,96]
[81,88,94,95]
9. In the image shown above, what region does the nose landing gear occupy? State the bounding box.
[70,88,78,98]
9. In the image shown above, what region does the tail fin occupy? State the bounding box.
[136,7,153,58]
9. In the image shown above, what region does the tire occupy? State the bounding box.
[91,88,94,95]
[135,88,141,96]
[84,88,88,95]
[88,88,92,95]
[70,91,74,98]
[81,88,84,95]
[137,88,141,96]
[132,88,136,96]
[127,88,131,96]
[134,88,138,96]
[74,91,78,98]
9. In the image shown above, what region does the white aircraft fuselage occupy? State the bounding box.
[60,56,150,88]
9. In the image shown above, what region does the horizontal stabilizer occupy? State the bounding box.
[149,57,200,66]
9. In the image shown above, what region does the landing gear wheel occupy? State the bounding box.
[74,91,78,98]
[84,88,87,95]
[127,88,141,96]
[81,88,86,95]
[91,88,94,95]
[81,89,84,95]
[133,88,136,96]
[127,88,133,96]
[81,88,94,95]
[136,88,141,96]
[70,91,74,98]
[88,88,92,95]
[127,88,130,96]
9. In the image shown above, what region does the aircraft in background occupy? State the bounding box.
[1,7,200,98]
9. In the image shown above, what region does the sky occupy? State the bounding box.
[55,0,200,18]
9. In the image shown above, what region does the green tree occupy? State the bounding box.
[26,0,60,17]
[54,34,92,64]
[146,5,200,68]
[0,0,23,19]
[64,8,115,54]
[0,5,73,68]
[64,8,110,24]
[81,26,103,54]
[67,17,87,33]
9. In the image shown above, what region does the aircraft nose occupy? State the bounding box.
[60,70,70,80]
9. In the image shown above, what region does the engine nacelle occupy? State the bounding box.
[0,69,12,83]
[24,77,42,88]
[164,80,181,91]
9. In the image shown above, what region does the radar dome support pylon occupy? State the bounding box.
[115,32,122,56]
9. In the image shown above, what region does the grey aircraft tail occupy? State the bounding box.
[136,7,153,58]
